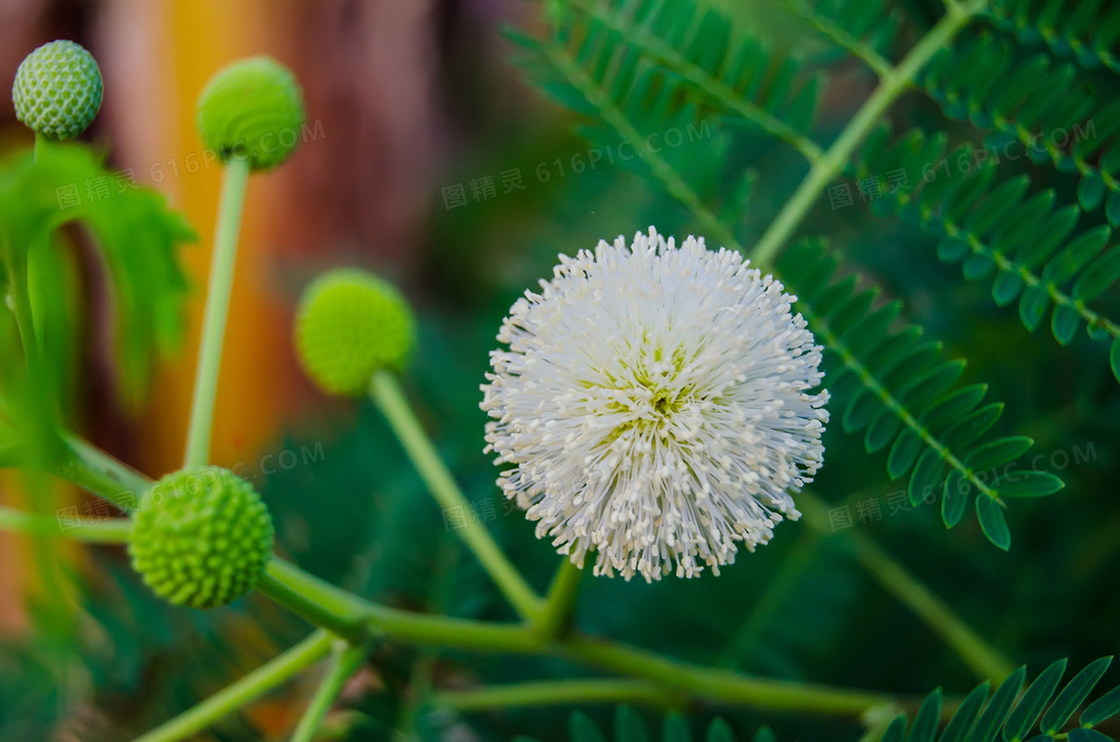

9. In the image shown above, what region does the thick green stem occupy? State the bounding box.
[535,559,583,640]
[369,371,543,621]
[749,0,986,270]
[258,559,373,641]
[134,630,334,742]
[564,636,894,715]
[0,505,130,543]
[57,437,920,721]
[290,639,369,742]
[435,678,678,711]
[183,156,251,468]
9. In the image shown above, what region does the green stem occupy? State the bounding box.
[290,639,368,742]
[535,559,583,640]
[258,559,373,641]
[799,493,1014,683]
[847,530,1014,682]
[134,630,334,742]
[183,157,251,468]
[563,635,894,715]
[368,371,543,621]
[0,505,130,543]
[57,436,147,512]
[749,0,986,271]
[57,437,919,720]
[434,678,678,711]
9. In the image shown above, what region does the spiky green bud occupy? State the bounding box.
[196,56,306,170]
[12,40,103,141]
[129,467,274,609]
[295,269,416,396]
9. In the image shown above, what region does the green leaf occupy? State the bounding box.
[975,496,1011,550]
[661,713,690,742]
[996,471,1065,498]
[969,665,1025,742]
[1003,658,1068,742]
[1067,729,1112,742]
[942,471,970,528]
[615,707,650,742]
[881,715,907,742]
[571,712,608,742]
[909,448,946,507]
[941,682,992,742]
[910,687,941,742]
[1042,657,1114,733]
[748,726,775,742]
[964,437,1034,470]
[1111,338,1120,384]
[1082,684,1120,726]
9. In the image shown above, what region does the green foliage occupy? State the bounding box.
[984,0,1120,73]
[856,126,1120,381]
[0,143,193,411]
[777,239,1061,547]
[881,657,1119,742]
[919,32,1120,226]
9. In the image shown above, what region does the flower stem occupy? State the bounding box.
[0,505,131,543]
[534,559,583,640]
[134,630,334,742]
[57,436,923,720]
[183,156,252,468]
[799,492,1014,683]
[748,0,986,271]
[434,678,678,711]
[368,371,543,621]
[290,639,369,742]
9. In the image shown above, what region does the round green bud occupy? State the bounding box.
[196,56,306,171]
[295,269,416,396]
[129,467,274,609]
[12,40,103,141]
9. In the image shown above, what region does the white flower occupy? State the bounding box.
[480,227,829,581]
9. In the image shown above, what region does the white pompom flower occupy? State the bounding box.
[481,227,829,581]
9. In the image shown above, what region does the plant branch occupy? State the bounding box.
[134,630,334,742]
[568,0,825,165]
[434,678,678,711]
[290,639,369,742]
[183,156,251,468]
[0,505,130,543]
[369,371,543,622]
[749,0,987,270]
[535,559,583,640]
[57,436,918,721]
[799,492,1014,683]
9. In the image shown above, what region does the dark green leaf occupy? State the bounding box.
[975,496,1011,550]
[1042,657,1114,733]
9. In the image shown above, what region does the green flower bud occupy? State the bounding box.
[12,40,103,141]
[196,56,306,171]
[295,269,416,396]
[130,467,274,609]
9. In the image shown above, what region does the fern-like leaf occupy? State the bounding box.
[882,656,1119,741]
[777,0,899,77]
[857,126,1120,382]
[518,0,824,164]
[777,238,1062,548]
[920,33,1120,226]
[984,0,1120,74]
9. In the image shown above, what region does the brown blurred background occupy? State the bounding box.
[0,0,534,633]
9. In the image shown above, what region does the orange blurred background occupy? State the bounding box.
[0,0,526,633]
